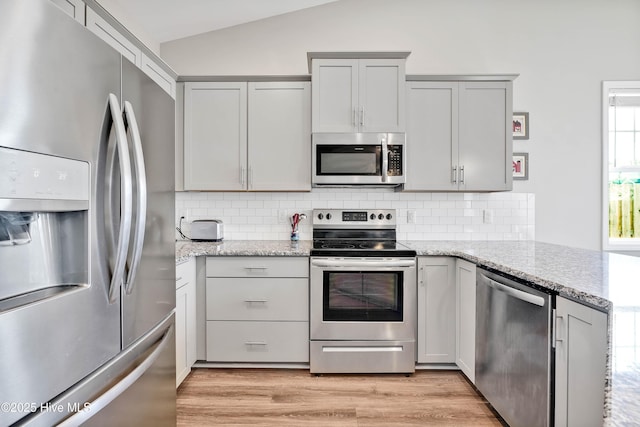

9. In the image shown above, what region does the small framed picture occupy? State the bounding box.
[513,152,529,180]
[513,112,529,140]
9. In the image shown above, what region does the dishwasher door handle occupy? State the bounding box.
[481,274,545,307]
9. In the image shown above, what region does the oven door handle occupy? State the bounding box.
[311,259,416,268]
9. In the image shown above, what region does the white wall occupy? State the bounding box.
[162,0,640,251]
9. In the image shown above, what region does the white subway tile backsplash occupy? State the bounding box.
[175,191,535,242]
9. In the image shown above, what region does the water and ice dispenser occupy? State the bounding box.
[0,146,90,305]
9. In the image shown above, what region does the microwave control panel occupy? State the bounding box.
[388,146,403,176]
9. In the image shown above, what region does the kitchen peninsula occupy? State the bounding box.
[177,239,640,426]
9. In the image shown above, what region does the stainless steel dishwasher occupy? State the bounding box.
[476,268,554,427]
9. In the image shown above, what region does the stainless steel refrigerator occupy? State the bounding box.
[0,0,176,425]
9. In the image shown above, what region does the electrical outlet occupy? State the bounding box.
[407,210,416,224]
[483,209,494,224]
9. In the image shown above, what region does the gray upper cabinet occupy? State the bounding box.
[184,82,247,191]
[458,82,512,191]
[405,78,514,191]
[311,57,406,133]
[248,82,311,191]
[85,5,176,98]
[141,53,177,98]
[50,0,85,23]
[406,81,459,191]
[86,7,142,67]
[183,80,311,191]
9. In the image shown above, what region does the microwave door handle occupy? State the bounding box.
[381,136,389,183]
[123,101,147,295]
[106,94,133,304]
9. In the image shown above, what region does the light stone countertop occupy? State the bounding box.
[175,239,640,426]
[176,239,312,264]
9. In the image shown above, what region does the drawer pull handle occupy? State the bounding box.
[245,341,267,346]
[245,267,268,270]
[244,299,268,304]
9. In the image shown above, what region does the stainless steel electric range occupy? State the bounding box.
[309,209,417,374]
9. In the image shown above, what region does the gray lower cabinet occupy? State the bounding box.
[554,296,608,427]
[176,258,197,386]
[405,79,513,191]
[417,257,456,364]
[456,258,476,383]
[184,80,311,191]
[205,257,309,363]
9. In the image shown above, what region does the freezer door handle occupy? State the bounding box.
[105,94,133,303]
[57,324,174,427]
[123,101,147,295]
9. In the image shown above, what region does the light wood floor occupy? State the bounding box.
[177,368,504,426]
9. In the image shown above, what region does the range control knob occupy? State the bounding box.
[378,213,384,220]
[317,213,323,220]
[326,213,332,220]
[386,213,393,220]
[370,213,376,220]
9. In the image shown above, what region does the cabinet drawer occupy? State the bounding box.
[206,321,309,362]
[176,258,195,290]
[206,257,308,278]
[206,278,308,321]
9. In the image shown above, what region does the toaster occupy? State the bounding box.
[190,219,224,242]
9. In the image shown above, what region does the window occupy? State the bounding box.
[603,81,640,250]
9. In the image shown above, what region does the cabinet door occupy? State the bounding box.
[176,259,197,386]
[86,8,142,67]
[50,0,85,23]
[206,277,309,322]
[456,259,476,383]
[554,297,607,427]
[405,82,459,191]
[185,280,197,369]
[458,82,512,191]
[248,82,311,191]
[206,256,309,278]
[359,59,405,132]
[183,82,247,190]
[311,59,359,133]
[175,283,189,386]
[417,257,456,364]
[141,53,176,99]
[206,321,309,363]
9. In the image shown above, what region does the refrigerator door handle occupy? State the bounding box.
[123,101,147,295]
[106,93,133,303]
[57,324,174,427]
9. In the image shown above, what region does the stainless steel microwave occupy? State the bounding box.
[312,133,406,186]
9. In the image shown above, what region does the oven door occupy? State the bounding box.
[310,257,417,341]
